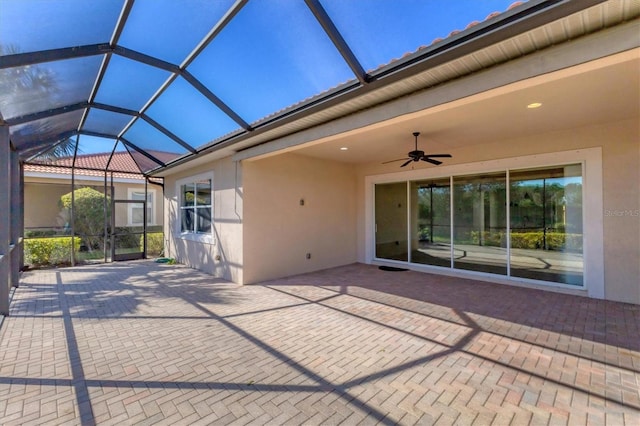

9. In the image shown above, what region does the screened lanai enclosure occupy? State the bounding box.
[1,0,629,314]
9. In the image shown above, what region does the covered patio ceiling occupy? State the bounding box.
[289,50,639,165]
[0,0,615,176]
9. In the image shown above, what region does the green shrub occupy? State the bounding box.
[142,232,164,256]
[24,229,57,238]
[510,232,543,249]
[470,231,505,247]
[467,231,583,252]
[24,237,81,266]
[59,187,110,252]
[417,227,430,241]
[114,227,139,249]
[510,232,582,251]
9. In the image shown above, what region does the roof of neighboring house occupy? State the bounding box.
[23,151,173,181]
[23,163,143,181]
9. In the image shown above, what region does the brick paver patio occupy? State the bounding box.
[0,261,638,425]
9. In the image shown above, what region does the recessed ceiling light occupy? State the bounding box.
[527,102,542,109]
[340,147,348,151]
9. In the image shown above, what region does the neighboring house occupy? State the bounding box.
[23,151,163,234]
[155,2,640,304]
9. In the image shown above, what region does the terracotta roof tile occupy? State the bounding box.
[24,150,180,178]
[24,163,144,180]
[27,151,140,173]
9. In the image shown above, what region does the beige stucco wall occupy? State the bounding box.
[356,118,640,304]
[24,177,163,230]
[600,120,640,304]
[111,183,163,228]
[24,181,71,228]
[242,153,357,284]
[163,157,243,283]
[158,44,638,303]
[161,119,637,303]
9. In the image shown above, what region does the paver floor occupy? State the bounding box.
[0,261,638,425]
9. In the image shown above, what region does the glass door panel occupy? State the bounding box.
[509,165,583,285]
[375,183,408,261]
[453,173,507,275]
[410,178,451,267]
[112,200,145,261]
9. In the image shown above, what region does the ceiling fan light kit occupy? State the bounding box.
[383,132,452,167]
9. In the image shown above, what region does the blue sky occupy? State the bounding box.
[2,0,522,156]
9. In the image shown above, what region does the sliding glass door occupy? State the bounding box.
[453,173,507,275]
[375,182,408,261]
[509,165,583,285]
[372,163,584,287]
[410,178,450,267]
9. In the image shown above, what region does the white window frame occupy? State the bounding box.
[127,188,156,226]
[365,148,604,299]
[175,171,215,245]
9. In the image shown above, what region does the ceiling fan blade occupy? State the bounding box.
[422,157,442,165]
[387,132,449,168]
[382,157,410,164]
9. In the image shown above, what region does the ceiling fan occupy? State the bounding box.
[383,132,452,167]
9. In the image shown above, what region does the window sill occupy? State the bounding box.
[179,232,215,245]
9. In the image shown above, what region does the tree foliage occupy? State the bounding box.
[60,187,111,251]
[35,137,78,162]
[0,43,58,115]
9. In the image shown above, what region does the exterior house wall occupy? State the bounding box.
[242,153,357,284]
[356,118,640,304]
[24,181,73,229]
[161,120,637,304]
[163,157,243,283]
[159,33,638,303]
[600,120,640,303]
[112,183,163,228]
[23,176,162,231]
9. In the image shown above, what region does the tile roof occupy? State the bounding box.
[24,163,144,180]
[24,149,180,178]
[24,151,162,180]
